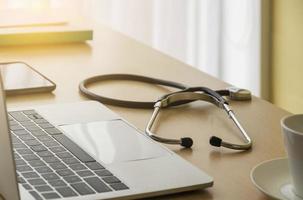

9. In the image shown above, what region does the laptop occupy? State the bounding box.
[0,75,213,200]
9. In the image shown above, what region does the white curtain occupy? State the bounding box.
[91,0,262,96]
[2,0,262,95]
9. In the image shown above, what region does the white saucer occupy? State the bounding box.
[251,158,303,200]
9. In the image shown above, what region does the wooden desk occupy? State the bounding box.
[0,25,289,200]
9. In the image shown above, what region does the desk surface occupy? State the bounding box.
[0,25,288,200]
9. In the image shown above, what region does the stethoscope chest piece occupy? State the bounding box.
[227,87,252,101]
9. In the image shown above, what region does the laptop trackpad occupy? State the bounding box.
[59,120,170,164]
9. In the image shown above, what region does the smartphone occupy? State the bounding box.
[0,62,56,95]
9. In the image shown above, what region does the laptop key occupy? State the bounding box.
[49,162,67,170]
[56,187,78,197]
[53,134,95,162]
[37,135,53,142]
[31,145,47,152]
[15,159,27,166]
[23,154,39,161]
[39,123,54,128]
[29,191,43,200]
[41,173,60,180]
[34,114,43,119]
[16,148,33,155]
[22,183,32,190]
[22,123,36,128]
[16,165,32,172]
[37,151,54,157]
[34,119,48,124]
[20,121,35,126]
[48,179,67,187]
[25,140,41,146]
[23,110,37,115]
[86,162,104,170]
[44,128,62,135]
[13,130,29,135]
[110,183,129,191]
[43,157,61,163]
[36,166,53,173]
[42,192,60,199]
[57,169,74,176]
[56,152,73,159]
[62,157,80,165]
[49,146,65,153]
[27,114,43,120]
[76,170,94,177]
[63,175,82,183]
[22,171,39,179]
[10,125,25,131]
[31,130,46,137]
[71,182,95,195]
[95,170,113,177]
[13,143,27,149]
[9,112,30,122]
[19,134,35,141]
[84,177,112,193]
[69,163,87,171]
[25,125,41,131]
[28,178,47,186]
[43,140,60,147]
[26,114,35,119]
[35,185,53,192]
[103,176,121,184]
[28,160,46,167]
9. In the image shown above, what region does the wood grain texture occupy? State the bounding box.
[0,25,289,200]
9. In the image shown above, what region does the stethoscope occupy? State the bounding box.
[79,74,253,151]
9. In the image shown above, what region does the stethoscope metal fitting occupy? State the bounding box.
[79,74,253,151]
[145,88,253,150]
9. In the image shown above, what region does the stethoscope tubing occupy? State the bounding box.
[79,74,252,151]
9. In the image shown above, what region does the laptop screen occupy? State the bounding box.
[0,74,20,200]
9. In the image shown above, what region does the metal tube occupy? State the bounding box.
[221,104,252,150]
[145,91,252,150]
[145,103,181,145]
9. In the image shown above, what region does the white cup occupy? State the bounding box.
[281,114,303,197]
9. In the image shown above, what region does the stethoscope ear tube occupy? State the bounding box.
[220,103,252,150]
[145,90,252,151]
[145,105,194,148]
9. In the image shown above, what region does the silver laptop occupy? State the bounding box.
[0,75,213,200]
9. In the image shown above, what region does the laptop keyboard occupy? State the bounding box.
[9,110,129,200]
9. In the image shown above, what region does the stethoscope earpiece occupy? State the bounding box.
[180,137,193,148]
[209,136,222,147]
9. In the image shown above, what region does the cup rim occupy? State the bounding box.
[281,114,303,136]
